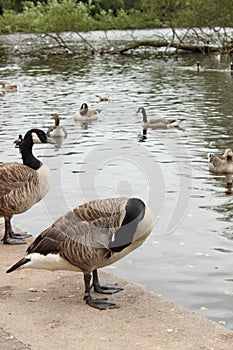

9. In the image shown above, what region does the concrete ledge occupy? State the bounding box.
[1,238,233,350]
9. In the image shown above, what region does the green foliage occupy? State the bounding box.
[142,0,233,28]
[0,0,233,34]
[0,0,96,33]
[0,0,24,12]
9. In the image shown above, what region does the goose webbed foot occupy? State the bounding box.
[92,269,123,294]
[2,237,27,245]
[93,283,123,294]
[84,295,117,310]
[10,232,32,239]
[84,271,120,310]
[2,220,31,244]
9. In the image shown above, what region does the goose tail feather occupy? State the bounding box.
[7,257,30,273]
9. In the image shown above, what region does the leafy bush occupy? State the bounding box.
[0,0,161,33]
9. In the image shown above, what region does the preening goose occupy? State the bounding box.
[0,129,54,245]
[96,95,111,102]
[74,103,101,122]
[137,107,182,129]
[0,80,18,92]
[208,148,233,173]
[7,197,154,310]
[47,113,67,138]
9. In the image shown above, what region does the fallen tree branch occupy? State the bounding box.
[100,40,220,55]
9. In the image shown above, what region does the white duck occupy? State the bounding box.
[47,113,67,138]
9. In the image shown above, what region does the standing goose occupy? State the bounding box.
[208,148,233,173]
[7,197,154,310]
[0,80,18,92]
[137,107,182,129]
[47,113,67,138]
[74,103,101,122]
[0,129,54,244]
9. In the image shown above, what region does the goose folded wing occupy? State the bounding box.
[0,163,38,197]
[27,198,128,257]
[209,155,225,167]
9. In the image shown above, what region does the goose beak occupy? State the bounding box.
[46,136,56,144]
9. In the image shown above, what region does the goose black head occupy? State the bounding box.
[23,129,55,145]
[136,107,144,114]
[80,103,88,110]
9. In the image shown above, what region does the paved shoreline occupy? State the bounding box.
[1,237,233,350]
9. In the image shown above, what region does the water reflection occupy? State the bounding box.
[138,128,147,142]
[1,32,233,328]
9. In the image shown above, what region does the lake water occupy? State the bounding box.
[1,30,233,329]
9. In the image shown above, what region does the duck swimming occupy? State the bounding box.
[96,95,111,102]
[47,113,67,138]
[0,81,18,92]
[208,148,233,174]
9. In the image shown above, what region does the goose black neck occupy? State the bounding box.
[20,134,41,170]
[141,108,148,123]
[55,117,60,126]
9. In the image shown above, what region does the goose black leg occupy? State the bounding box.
[83,273,117,310]
[2,220,30,244]
[92,269,123,294]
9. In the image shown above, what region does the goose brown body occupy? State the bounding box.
[7,197,154,309]
[137,107,181,129]
[0,163,45,218]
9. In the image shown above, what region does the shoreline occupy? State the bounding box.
[1,236,233,350]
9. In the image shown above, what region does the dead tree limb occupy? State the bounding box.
[100,40,220,55]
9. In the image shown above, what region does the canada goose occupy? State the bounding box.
[47,113,67,138]
[7,197,154,310]
[74,103,101,122]
[0,129,54,245]
[137,107,182,129]
[0,81,18,92]
[208,148,233,173]
[96,95,111,102]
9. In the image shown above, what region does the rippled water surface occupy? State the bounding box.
[1,30,233,328]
